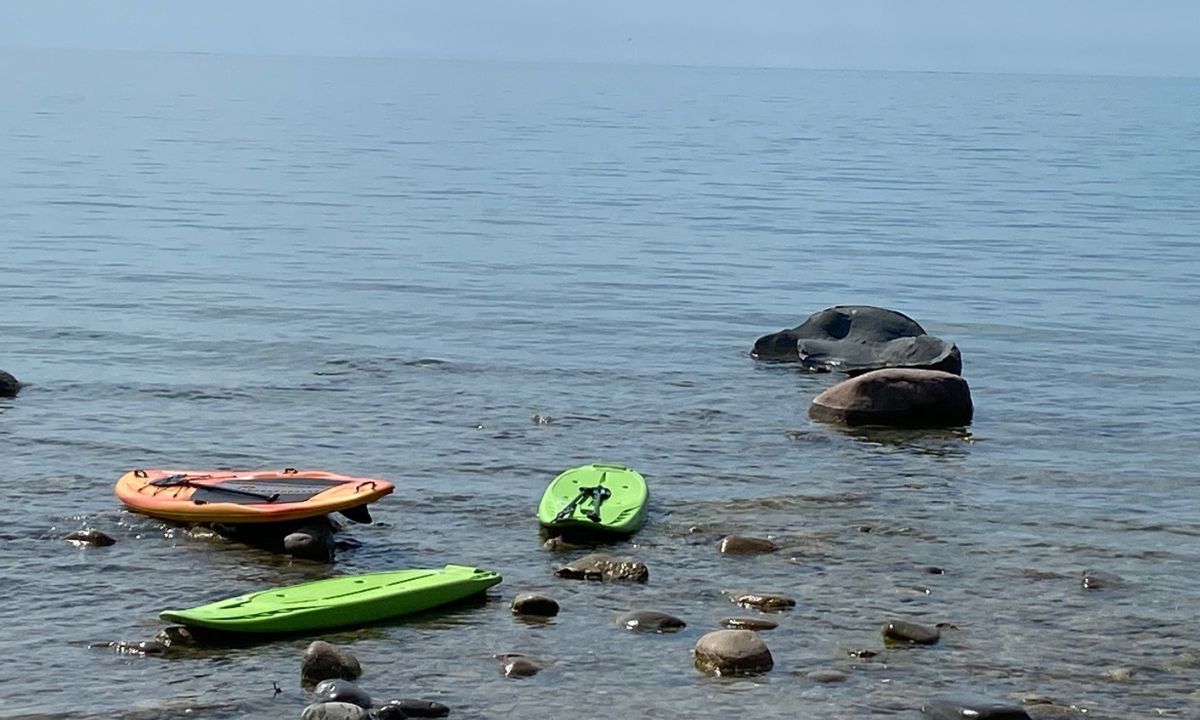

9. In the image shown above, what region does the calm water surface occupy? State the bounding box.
[1,49,1199,719]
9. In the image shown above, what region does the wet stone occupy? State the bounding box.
[720,617,778,631]
[300,702,368,720]
[301,641,362,684]
[804,669,847,683]
[511,592,559,617]
[555,553,649,582]
[313,679,371,708]
[1104,666,1136,681]
[716,535,780,555]
[732,593,796,612]
[925,566,946,574]
[921,695,1031,719]
[375,698,451,718]
[693,630,774,676]
[66,529,116,547]
[882,619,940,645]
[616,610,686,633]
[847,648,878,659]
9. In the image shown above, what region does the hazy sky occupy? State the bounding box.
[2,0,1198,76]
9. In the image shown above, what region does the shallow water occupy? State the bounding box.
[2,49,1200,719]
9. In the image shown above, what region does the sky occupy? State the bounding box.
[1,0,1198,77]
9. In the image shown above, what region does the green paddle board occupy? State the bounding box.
[159,564,501,633]
[537,462,648,536]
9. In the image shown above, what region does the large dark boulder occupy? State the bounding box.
[751,306,961,375]
[809,369,973,428]
[0,370,19,398]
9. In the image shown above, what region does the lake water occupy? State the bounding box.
[1,49,1199,719]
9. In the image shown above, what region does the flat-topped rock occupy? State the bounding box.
[810,368,973,428]
[694,630,774,676]
[555,553,648,582]
[922,695,1032,719]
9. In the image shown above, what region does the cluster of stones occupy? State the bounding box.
[753,305,973,428]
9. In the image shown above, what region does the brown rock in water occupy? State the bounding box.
[302,641,362,685]
[66,529,116,547]
[809,368,973,428]
[375,699,451,718]
[555,553,648,582]
[616,610,686,633]
[732,592,796,612]
[300,703,369,720]
[716,536,779,555]
[154,626,196,647]
[720,617,779,631]
[0,370,19,398]
[511,592,560,617]
[883,619,940,645]
[693,630,774,676]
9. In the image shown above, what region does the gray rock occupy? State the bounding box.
[555,553,648,582]
[66,529,116,547]
[883,620,940,645]
[732,592,796,612]
[921,695,1031,719]
[716,536,779,555]
[300,702,368,720]
[313,679,371,709]
[301,641,362,685]
[375,698,450,718]
[0,370,19,398]
[94,640,166,655]
[1104,666,1136,682]
[752,306,960,374]
[809,368,973,428]
[693,629,774,676]
[511,592,559,617]
[616,610,686,633]
[720,617,778,631]
[805,669,847,683]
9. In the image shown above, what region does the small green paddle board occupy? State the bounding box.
[159,564,501,634]
[538,462,648,536]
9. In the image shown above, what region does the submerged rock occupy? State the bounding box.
[716,536,779,555]
[732,592,796,612]
[93,640,166,655]
[511,592,560,617]
[0,370,19,398]
[720,617,779,631]
[301,641,362,685]
[1081,569,1124,590]
[213,515,340,561]
[882,620,940,645]
[375,698,451,718]
[922,695,1031,719]
[555,553,649,582]
[300,702,368,720]
[66,529,116,547]
[616,610,686,633]
[810,368,973,428]
[313,679,371,708]
[752,305,961,375]
[693,630,774,676]
[804,669,848,683]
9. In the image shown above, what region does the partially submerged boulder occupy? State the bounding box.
[809,368,973,428]
[752,306,961,375]
[555,553,649,582]
[693,630,774,676]
[0,370,19,398]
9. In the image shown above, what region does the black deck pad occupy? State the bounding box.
[191,477,346,505]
